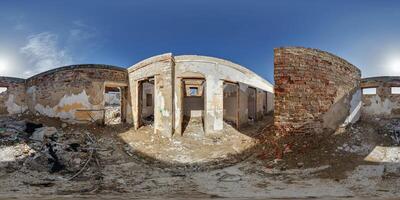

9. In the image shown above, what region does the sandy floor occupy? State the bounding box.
[0,115,399,199]
[119,117,272,166]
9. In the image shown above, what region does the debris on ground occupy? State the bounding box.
[0,114,399,198]
[105,105,121,125]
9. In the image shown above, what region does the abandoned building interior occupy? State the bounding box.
[1,47,400,197]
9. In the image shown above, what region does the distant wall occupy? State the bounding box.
[0,77,27,115]
[361,76,400,118]
[274,47,361,136]
[25,65,129,123]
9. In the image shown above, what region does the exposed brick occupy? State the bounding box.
[274,47,361,136]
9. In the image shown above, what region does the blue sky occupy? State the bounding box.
[1,0,400,83]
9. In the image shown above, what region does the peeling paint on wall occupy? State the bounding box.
[34,90,100,121]
[129,53,274,136]
[5,94,27,114]
[26,86,36,101]
[361,77,400,119]
[363,95,399,116]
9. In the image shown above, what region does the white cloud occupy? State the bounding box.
[20,32,73,77]
[69,20,97,41]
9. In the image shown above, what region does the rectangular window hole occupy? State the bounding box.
[189,87,198,96]
[0,87,7,94]
[363,88,376,95]
[391,87,400,94]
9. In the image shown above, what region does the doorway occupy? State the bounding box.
[223,82,239,129]
[181,78,205,136]
[104,86,122,125]
[247,87,256,124]
[138,77,155,128]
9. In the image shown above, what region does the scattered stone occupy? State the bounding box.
[30,127,57,142]
[218,174,242,182]
[297,162,304,168]
[124,144,133,156]
[73,158,82,166]
[61,123,68,128]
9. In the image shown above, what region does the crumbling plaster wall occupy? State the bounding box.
[0,77,27,115]
[128,53,174,137]
[25,65,129,123]
[361,76,400,118]
[174,55,274,134]
[223,83,238,124]
[274,47,361,136]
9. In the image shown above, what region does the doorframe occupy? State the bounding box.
[223,80,240,129]
[247,86,257,122]
[180,77,206,135]
[103,81,128,124]
[136,77,155,129]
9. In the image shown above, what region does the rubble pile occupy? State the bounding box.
[0,116,98,177]
[105,105,121,125]
[336,125,373,155]
[379,119,400,145]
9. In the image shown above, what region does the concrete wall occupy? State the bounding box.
[0,77,27,115]
[25,65,129,123]
[274,47,361,136]
[183,96,204,117]
[361,76,400,118]
[128,53,174,137]
[174,55,274,135]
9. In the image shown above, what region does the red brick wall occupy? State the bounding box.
[274,47,361,136]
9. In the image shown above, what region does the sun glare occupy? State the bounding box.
[388,57,400,74]
[0,58,9,74]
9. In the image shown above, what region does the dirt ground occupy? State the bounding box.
[0,114,399,199]
[119,116,271,167]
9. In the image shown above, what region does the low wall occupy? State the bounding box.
[274,47,361,136]
[361,76,400,118]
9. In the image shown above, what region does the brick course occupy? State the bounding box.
[274,47,361,136]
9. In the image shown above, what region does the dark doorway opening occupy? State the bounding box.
[138,77,155,128]
[223,82,239,129]
[247,87,256,124]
